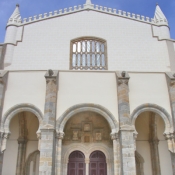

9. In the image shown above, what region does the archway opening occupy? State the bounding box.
[68,151,85,175]
[2,111,40,175]
[135,111,172,175]
[62,111,113,175]
[89,151,107,175]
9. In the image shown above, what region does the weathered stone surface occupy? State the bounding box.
[116,71,136,175]
[39,70,58,175]
[149,113,161,175]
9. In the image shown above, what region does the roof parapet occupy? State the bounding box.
[21,4,157,26]
[154,4,168,26]
[7,4,22,26]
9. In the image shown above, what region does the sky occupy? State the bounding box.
[0,0,175,43]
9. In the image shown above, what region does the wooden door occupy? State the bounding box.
[89,151,107,175]
[68,151,85,175]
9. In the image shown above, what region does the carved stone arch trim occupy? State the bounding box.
[130,103,173,134]
[63,143,112,164]
[2,103,44,133]
[87,144,111,162]
[135,151,144,175]
[57,103,118,133]
[63,144,88,163]
[25,150,40,175]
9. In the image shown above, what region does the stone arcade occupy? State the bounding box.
[0,0,175,174]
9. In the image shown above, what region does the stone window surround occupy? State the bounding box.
[70,37,108,70]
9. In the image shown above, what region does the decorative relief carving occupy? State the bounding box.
[56,132,65,140]
[164,132,175,153]
[110,132,118,140]
[117,79,129,86]
[1,132,10,153]
[72,130,79,141]
[84,123,90,131]
[95,132,102,141]
[63,112,112,145]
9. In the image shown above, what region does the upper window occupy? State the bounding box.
[70,37,107,70]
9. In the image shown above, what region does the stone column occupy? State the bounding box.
[85,158,89,175]
[116,71,136,175]
[55,132,64,175]
[16,112,28,175]
[39,70,58,175]
[111,132,120,175]
[0,71,8,175]
[149,113,161,175]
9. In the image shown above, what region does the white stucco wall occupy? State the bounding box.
[136,112,152,175]
[157,115,172,175]
[4,10,170,72]
[25,112,39,159]
[2,116,19,175]
[57,71,118,121]
[129,72,171,118]
[2,71,46,117]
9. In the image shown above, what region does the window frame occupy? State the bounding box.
[70,37,108,70]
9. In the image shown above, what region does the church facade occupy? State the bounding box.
[0,0,175,174]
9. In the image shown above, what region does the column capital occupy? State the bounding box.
[0,71,8,84]
[85,158,90,164]
[116,71,130,86]
[164,132,175,140]
[1,132,10,152]
[17,138,27,144]
[1,132,10,139]
[45,69,58,79]
[36,131,41,139]
[110,132,118,140]
[56,131,65,139]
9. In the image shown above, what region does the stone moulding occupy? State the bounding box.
[56,103,119,134]
[63,143,111,162]
[2,103,44,134]
[17,4,161,27]
[130,103,173,134]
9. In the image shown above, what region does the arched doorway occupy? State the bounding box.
[68,151,85,175]
[89,151,107,175]
[2,111,40,175]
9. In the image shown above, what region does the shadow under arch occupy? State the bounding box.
[130,103,173,134]
[56,103,118,133]
[2,103,44,133]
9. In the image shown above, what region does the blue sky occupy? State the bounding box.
[0,0,175,42]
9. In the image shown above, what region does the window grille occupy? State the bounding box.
[70,38,107,70]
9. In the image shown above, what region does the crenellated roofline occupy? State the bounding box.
[7,2,168,27]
